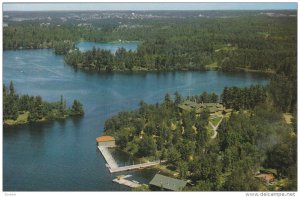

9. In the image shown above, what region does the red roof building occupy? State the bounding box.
[96,136,116,147]
[96,136,115,142]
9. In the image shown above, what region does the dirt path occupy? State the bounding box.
[209,115,223,139]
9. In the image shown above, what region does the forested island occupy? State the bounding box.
[3,81,84,125]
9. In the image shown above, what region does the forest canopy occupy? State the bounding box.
[3,81,84,125]
[104,86,296,191]
[3,13,296,73]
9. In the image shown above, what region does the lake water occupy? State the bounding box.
[3,43,269,191]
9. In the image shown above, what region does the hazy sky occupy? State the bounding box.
[3,2,297,11]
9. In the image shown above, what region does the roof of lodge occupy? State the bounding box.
[178,101,224,113]
[149,174,187,191]
[96,135,115,142]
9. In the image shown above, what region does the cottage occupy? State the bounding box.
[96,135,116,147]
[255,174,275,184]
[255,169,276,185]
[149,174,187,191]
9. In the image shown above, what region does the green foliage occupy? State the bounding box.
[223,166,260,191]
[188,92,219,104]
[178,161,189,179]
[185,180,213,191]
[105,85,296,191]
[167,147,181,166]
[269,73,296,112]
[195,120,208,152]
[3,81,19,120]
[3,81,84,125]
[4,13,296,74]
[132,184,150,191]
[264,134,297,179]
[115,127,131,149]
[53,40,74,55]
[221,85,267,110]
[137,134,157,157]
[71,99,84,115]
[6,15,294,72]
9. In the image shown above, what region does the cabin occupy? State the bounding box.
[178,100,226,115]
[255,169,276,185]
[149,174,187,191]
[96,135,116,147]
[255,174,275,185]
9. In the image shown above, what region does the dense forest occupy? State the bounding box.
[3,81,84,125]
[3,12,296,73]
[104,83,296,191]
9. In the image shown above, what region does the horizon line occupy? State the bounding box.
[3,2,297,12]
[4,8,298,12]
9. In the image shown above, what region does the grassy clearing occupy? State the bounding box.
[257,32,270,39]
[4,111,29,125]
[235,67,276,74]
[154,164,179,177]
[215,45,238,52]
[171,122,177,130]
[210,116,222,127]
[205,62,219,70]
[283,113,293,124]
[207,125,214,136]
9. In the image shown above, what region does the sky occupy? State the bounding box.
[3,2,298,11]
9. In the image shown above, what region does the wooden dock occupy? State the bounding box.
[113,175,141,188]
[109,160,162,173]
[98,146,162,173]
[98,146,118,170]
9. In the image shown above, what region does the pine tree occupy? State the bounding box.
[71,99,84,115]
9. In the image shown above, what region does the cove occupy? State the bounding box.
[3,45,269,191]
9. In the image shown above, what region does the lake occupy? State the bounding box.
[3,42,269,191]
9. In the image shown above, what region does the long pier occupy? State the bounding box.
[98,146,162,173]
[98,146,118,170]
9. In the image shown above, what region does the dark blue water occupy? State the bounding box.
[76,41,139,53]
[3,44,269,191]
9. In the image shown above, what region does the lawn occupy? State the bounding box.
[210,116,222,127]
[205,62,219,70]
[283,113,293,124]
[4,111,29,125]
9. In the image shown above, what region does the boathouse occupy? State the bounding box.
[149,174,187,191]
[96,135,116,147]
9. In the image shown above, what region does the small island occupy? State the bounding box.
[3,81,84,126]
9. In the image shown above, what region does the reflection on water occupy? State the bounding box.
[109,148,159,184]
[109,148,143,167]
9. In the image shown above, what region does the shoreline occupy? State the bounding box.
[4,44,275,76]
[233,67,275,75]
[3,114,83,127]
